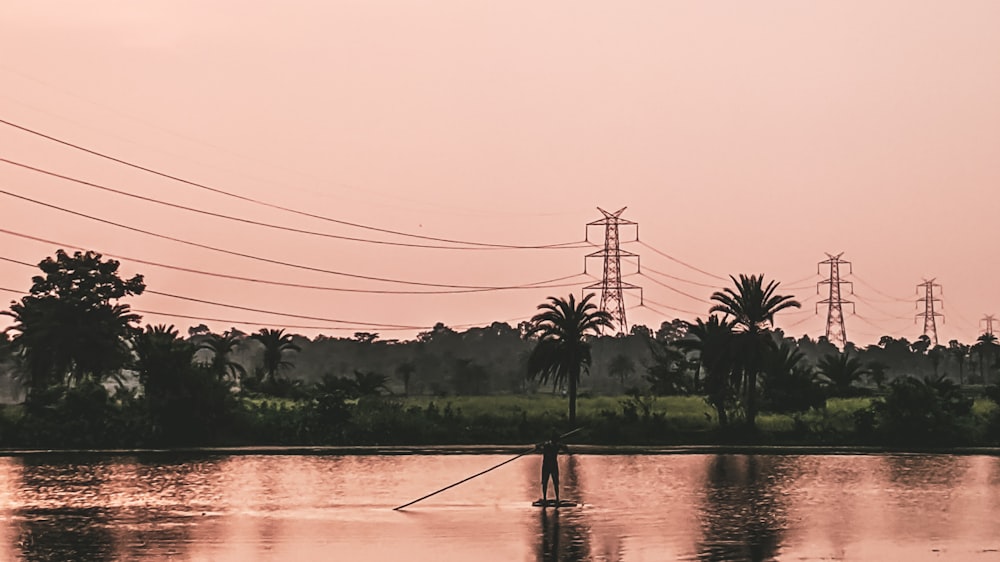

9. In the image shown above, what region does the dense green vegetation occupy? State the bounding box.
[3,250,1000,450]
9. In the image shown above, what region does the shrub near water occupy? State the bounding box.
[856,376,975,446]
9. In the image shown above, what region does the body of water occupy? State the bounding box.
[0,452,998,561]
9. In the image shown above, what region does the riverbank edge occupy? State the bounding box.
[3,444,1000,457]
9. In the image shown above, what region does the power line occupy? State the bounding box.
[2,157,586,251]
[0,281,421,329]
[0,117,584,250]
[624,259,722,289]
[637,240,728,282]
[853,313,911,338]
[786,273,820,286]
[849,273,911,303]
[783,314,816,329]
[852,293,911,320]
[0,188,583,290]
[0,286,531,333]
[637,272,710,304]
[0,228,589,295]
[639,301,677,320]
[0,158,590,251]
[0,67,580,219]
[144,290,425,329]
[642,297,703,317]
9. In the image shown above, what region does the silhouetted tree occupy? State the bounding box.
[527,293,613,423]
[250,328,301,384]
[197,330,246,384]
[607,353,636,386]
[948,340,970,385]
[3,250,144,401]
[134,324,233,444]
[974,333,999,385]
[680,315,738,426]
[352,369,389,397]
[817,351,871,397]
[761,340,825,413]
[710,274,801,429]
[395,361,416,396]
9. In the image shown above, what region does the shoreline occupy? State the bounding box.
[3,443,1000,457]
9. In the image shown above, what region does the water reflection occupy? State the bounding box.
[534,455,591,562]
[696,455,793,561]
[1,452,998,561]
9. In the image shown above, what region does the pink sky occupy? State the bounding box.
[1,1,999,345]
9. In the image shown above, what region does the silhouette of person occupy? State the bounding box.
[536,433,569,505]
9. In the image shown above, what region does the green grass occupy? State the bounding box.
[399,394,713,419]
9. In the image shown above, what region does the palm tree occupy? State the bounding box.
[709,274,801,429]
[527,293,613,424]
[198,331,246,384]
[133,324,197,397]
[974,333,999,384]
[680,315,738,425]
[607,353,636,387]
[760,340,825,414]
[250,328,301,383]
[948,340,969,385]
[816,351,871,397]
[395,361,416,396]
[352,370,390,397]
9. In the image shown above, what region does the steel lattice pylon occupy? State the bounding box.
[915,279,944,346]
[816,252,854,347]
[982,314,997,336]
[584,207,641,335]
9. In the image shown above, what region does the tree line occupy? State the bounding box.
[1,249,999,448]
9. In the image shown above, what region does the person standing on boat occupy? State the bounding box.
[537,433,569,505]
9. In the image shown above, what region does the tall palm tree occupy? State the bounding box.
[250,328,301,383]
[680,315,738,426]
[198,331,246,384]
[527,293,613,424]
[709,274,801,429]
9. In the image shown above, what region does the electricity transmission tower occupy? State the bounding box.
[584,207,641,335]
[981,314,996,336]
[915,279,944,346]
[816,252,854,347]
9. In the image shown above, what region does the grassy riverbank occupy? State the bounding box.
[2,392,997,450]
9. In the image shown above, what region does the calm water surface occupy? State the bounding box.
[0,452,999,561]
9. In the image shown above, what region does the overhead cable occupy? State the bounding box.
[0,158,591,251]
[637,240,728,281]
[0,229,588,295]
[0,188,580,290]
[0,117,584,249]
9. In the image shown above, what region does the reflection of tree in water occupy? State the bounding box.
[882,454,968,489]
[696,454,793,562]
[535,454,593,562]
[12,457,119,562]
[10,455,203,561]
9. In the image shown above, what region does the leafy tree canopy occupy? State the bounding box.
[3,250,145,395]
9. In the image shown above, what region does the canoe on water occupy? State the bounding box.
[531,499,578,508]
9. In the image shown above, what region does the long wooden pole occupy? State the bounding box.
[393,427,582,511]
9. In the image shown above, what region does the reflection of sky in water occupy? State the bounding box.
[0,453,998,561]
